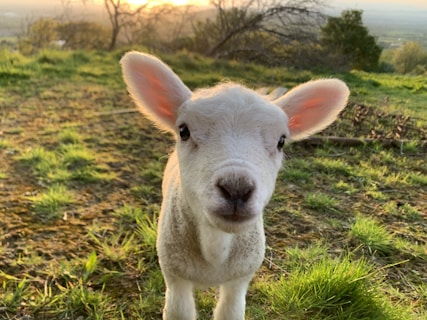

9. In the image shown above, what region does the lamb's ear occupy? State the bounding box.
[120,51,192,132]
[274,79,350,141]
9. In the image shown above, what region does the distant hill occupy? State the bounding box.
[0,0,104,37]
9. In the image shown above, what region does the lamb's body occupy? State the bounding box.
[121,52,350,319]
[158,149,265,319]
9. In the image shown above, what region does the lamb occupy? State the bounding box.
[120,52,350,320]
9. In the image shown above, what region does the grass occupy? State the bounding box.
[304,192,340,214]
[349,214,395,256]
[29,184,75,218]
[0,48,426,319]
[259,256,406,320]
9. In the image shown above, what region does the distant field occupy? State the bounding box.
[0,49,426,319]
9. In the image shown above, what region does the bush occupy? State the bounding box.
[392,41,427,74]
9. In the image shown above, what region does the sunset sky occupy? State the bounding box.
[2,0,427,10]
[123,0,427,9]
[0,0,426,22]
[331,0,427,10]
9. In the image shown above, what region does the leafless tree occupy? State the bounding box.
[194,0,327,64]
[103,0,149,51]
[103,0,184,50]
[163,5,197,44]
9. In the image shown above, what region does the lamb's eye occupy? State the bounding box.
[179,124,191,141]
[277,135,286,150]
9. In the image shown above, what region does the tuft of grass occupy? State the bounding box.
[354,161,389,186]
[19,146,58,174]
[365,183,389,201]
[349,214,394,256]
[394,238,427,260]
[0,273,30,311]
[314,157,353,176]
[333,180,358,195]
[0,50,34,84]
[88,229,139,266]
[284,243,329,271]
[281,167,312,184]
[400,140,420,153]
[259,256,405,320]
[29,184,74,218]
[304,192,340,214]
[384,172,409,187]
[19,132,114,185]
[409,172,427,186]
[60,144,96,169]
[58,128,83,144]
[135,213,158,262]
[383,201,422,221]
[112,205,158,263]
[57,282,118,319]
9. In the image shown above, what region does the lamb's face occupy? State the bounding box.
[176,84,289,233]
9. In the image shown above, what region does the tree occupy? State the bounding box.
[102,0,178,51]
[321,10,382,71]
[191,0,326,65]
[392,41,426,74]
[18,18,60,54]
[57,21,109,50]
[103,0,149,51]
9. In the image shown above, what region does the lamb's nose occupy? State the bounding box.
[216,177,254,207]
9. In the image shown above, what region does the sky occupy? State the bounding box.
[330,0,427,11]
[1,0,427,18]
[1,0,427,10]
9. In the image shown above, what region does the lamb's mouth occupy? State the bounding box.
[212,206,257,224]
[221,213,254,223]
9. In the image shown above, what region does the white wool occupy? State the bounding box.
[121,52,350,320]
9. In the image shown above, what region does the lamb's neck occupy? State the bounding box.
[199,223,234,267]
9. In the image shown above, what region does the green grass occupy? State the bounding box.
[349,214,394,256]
[0,139,11,149]
[29,184,74,219]
[259,255,409,320]
[409,172,427,186]
[58,129,84,144]
[304,192,340,214]
[0,48,426,319]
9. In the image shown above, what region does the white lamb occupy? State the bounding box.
[120,52,350,320]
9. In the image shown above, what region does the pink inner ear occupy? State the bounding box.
[275,78,349,141]
[157,98,174,120]
[301,97,325,109]
[122,52,197,133]
[126,57,191,129]
[288,97,329,131]
[288,114,302,129]
[148,76,175,120]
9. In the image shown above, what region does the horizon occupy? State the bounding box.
[1,0,426,39]
[332,0,427,10]
[2,0,427,12]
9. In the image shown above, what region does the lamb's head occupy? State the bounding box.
[175,84,289,232]
[121,52,349,233]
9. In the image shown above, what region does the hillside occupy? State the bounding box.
[0,49,426,319]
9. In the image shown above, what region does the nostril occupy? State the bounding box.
[216,178,254,204]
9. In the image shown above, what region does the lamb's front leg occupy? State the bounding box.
[213,276,252,320]
[163,274,196,320]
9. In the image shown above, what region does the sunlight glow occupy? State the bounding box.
[125,0,207,7]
